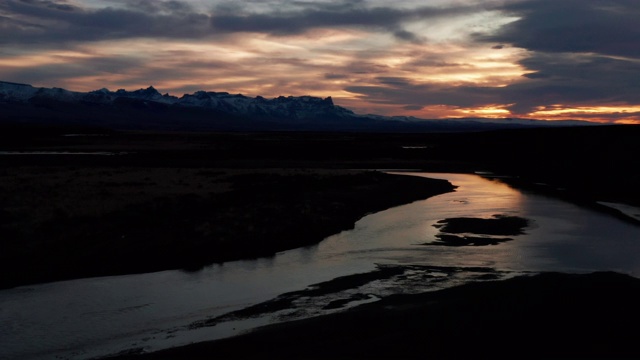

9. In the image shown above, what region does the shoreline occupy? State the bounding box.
[3,128,640,359]
[0,168,455,289]
[110,271,640,359]
[597,201,640,223]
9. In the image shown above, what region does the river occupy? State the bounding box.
[1,172,639,359]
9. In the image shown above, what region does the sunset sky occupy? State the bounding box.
[1,0,639,123]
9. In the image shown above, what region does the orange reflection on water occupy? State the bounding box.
[393,172,525,218]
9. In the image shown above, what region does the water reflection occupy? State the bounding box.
[1,172,640,360]
[408,173,527,218]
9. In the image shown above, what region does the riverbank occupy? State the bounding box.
[111,271,640,359]
[0,167,455,288]
[3,125,639,288]
[3,125,640,360]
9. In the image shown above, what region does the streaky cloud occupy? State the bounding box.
[0,0,212,44]
[209,3,488,36]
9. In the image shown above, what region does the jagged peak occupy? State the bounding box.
[0,81,339,106]
[0,80,349,118]
[272,94,332,102]
[90,88,111,94]
[134,86,160,95]
[113,86,160,96]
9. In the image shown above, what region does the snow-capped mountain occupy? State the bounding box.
[0,81,104,103]
[0,81,353,122]
[177,91,354,120]
[0,81,597,132]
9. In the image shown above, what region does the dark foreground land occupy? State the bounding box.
[2,123,638,205]
[113,271,640,359]
[0,168,454,288]
[1,124,640,358]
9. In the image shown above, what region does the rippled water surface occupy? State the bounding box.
[1,173,639,359]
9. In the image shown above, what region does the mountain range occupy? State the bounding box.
[0,81,597,132]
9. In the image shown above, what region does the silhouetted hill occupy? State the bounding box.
[0,81,598,132]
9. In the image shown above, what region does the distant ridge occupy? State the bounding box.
[0,81,599,132]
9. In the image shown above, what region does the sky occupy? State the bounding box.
[1,0,640,123]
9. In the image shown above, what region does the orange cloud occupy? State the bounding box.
[527,105,640,123]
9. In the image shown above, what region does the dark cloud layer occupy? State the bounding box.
[0,0,212,44]
[481,0,640,58]
[0,0,485,45]
[502,52,640,114]
[484,0,640,115]
[209,3,476,39]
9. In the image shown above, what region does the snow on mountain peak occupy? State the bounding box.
[0,80,601,131]
[0,81,38,101]
[0,81,349,120]
[172,90,350,120]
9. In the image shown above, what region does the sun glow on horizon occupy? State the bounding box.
[532,105,640,115]
[526,105,640,123]
[456,106,512,117]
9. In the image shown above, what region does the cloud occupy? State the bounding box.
[500,52,640,114]
[324,73,350,80]
[0,0,488,45]
[208,2,485,38]
[209,6,396,35]
[393,29,425,44]
[466,0,640,117]
[0,0,212,44]
[105,0,195,15]
[2,0,640,122]
[345,76,500,110]
[480,0,640,58]
[342,47,640,119]
[0,52,147,86]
